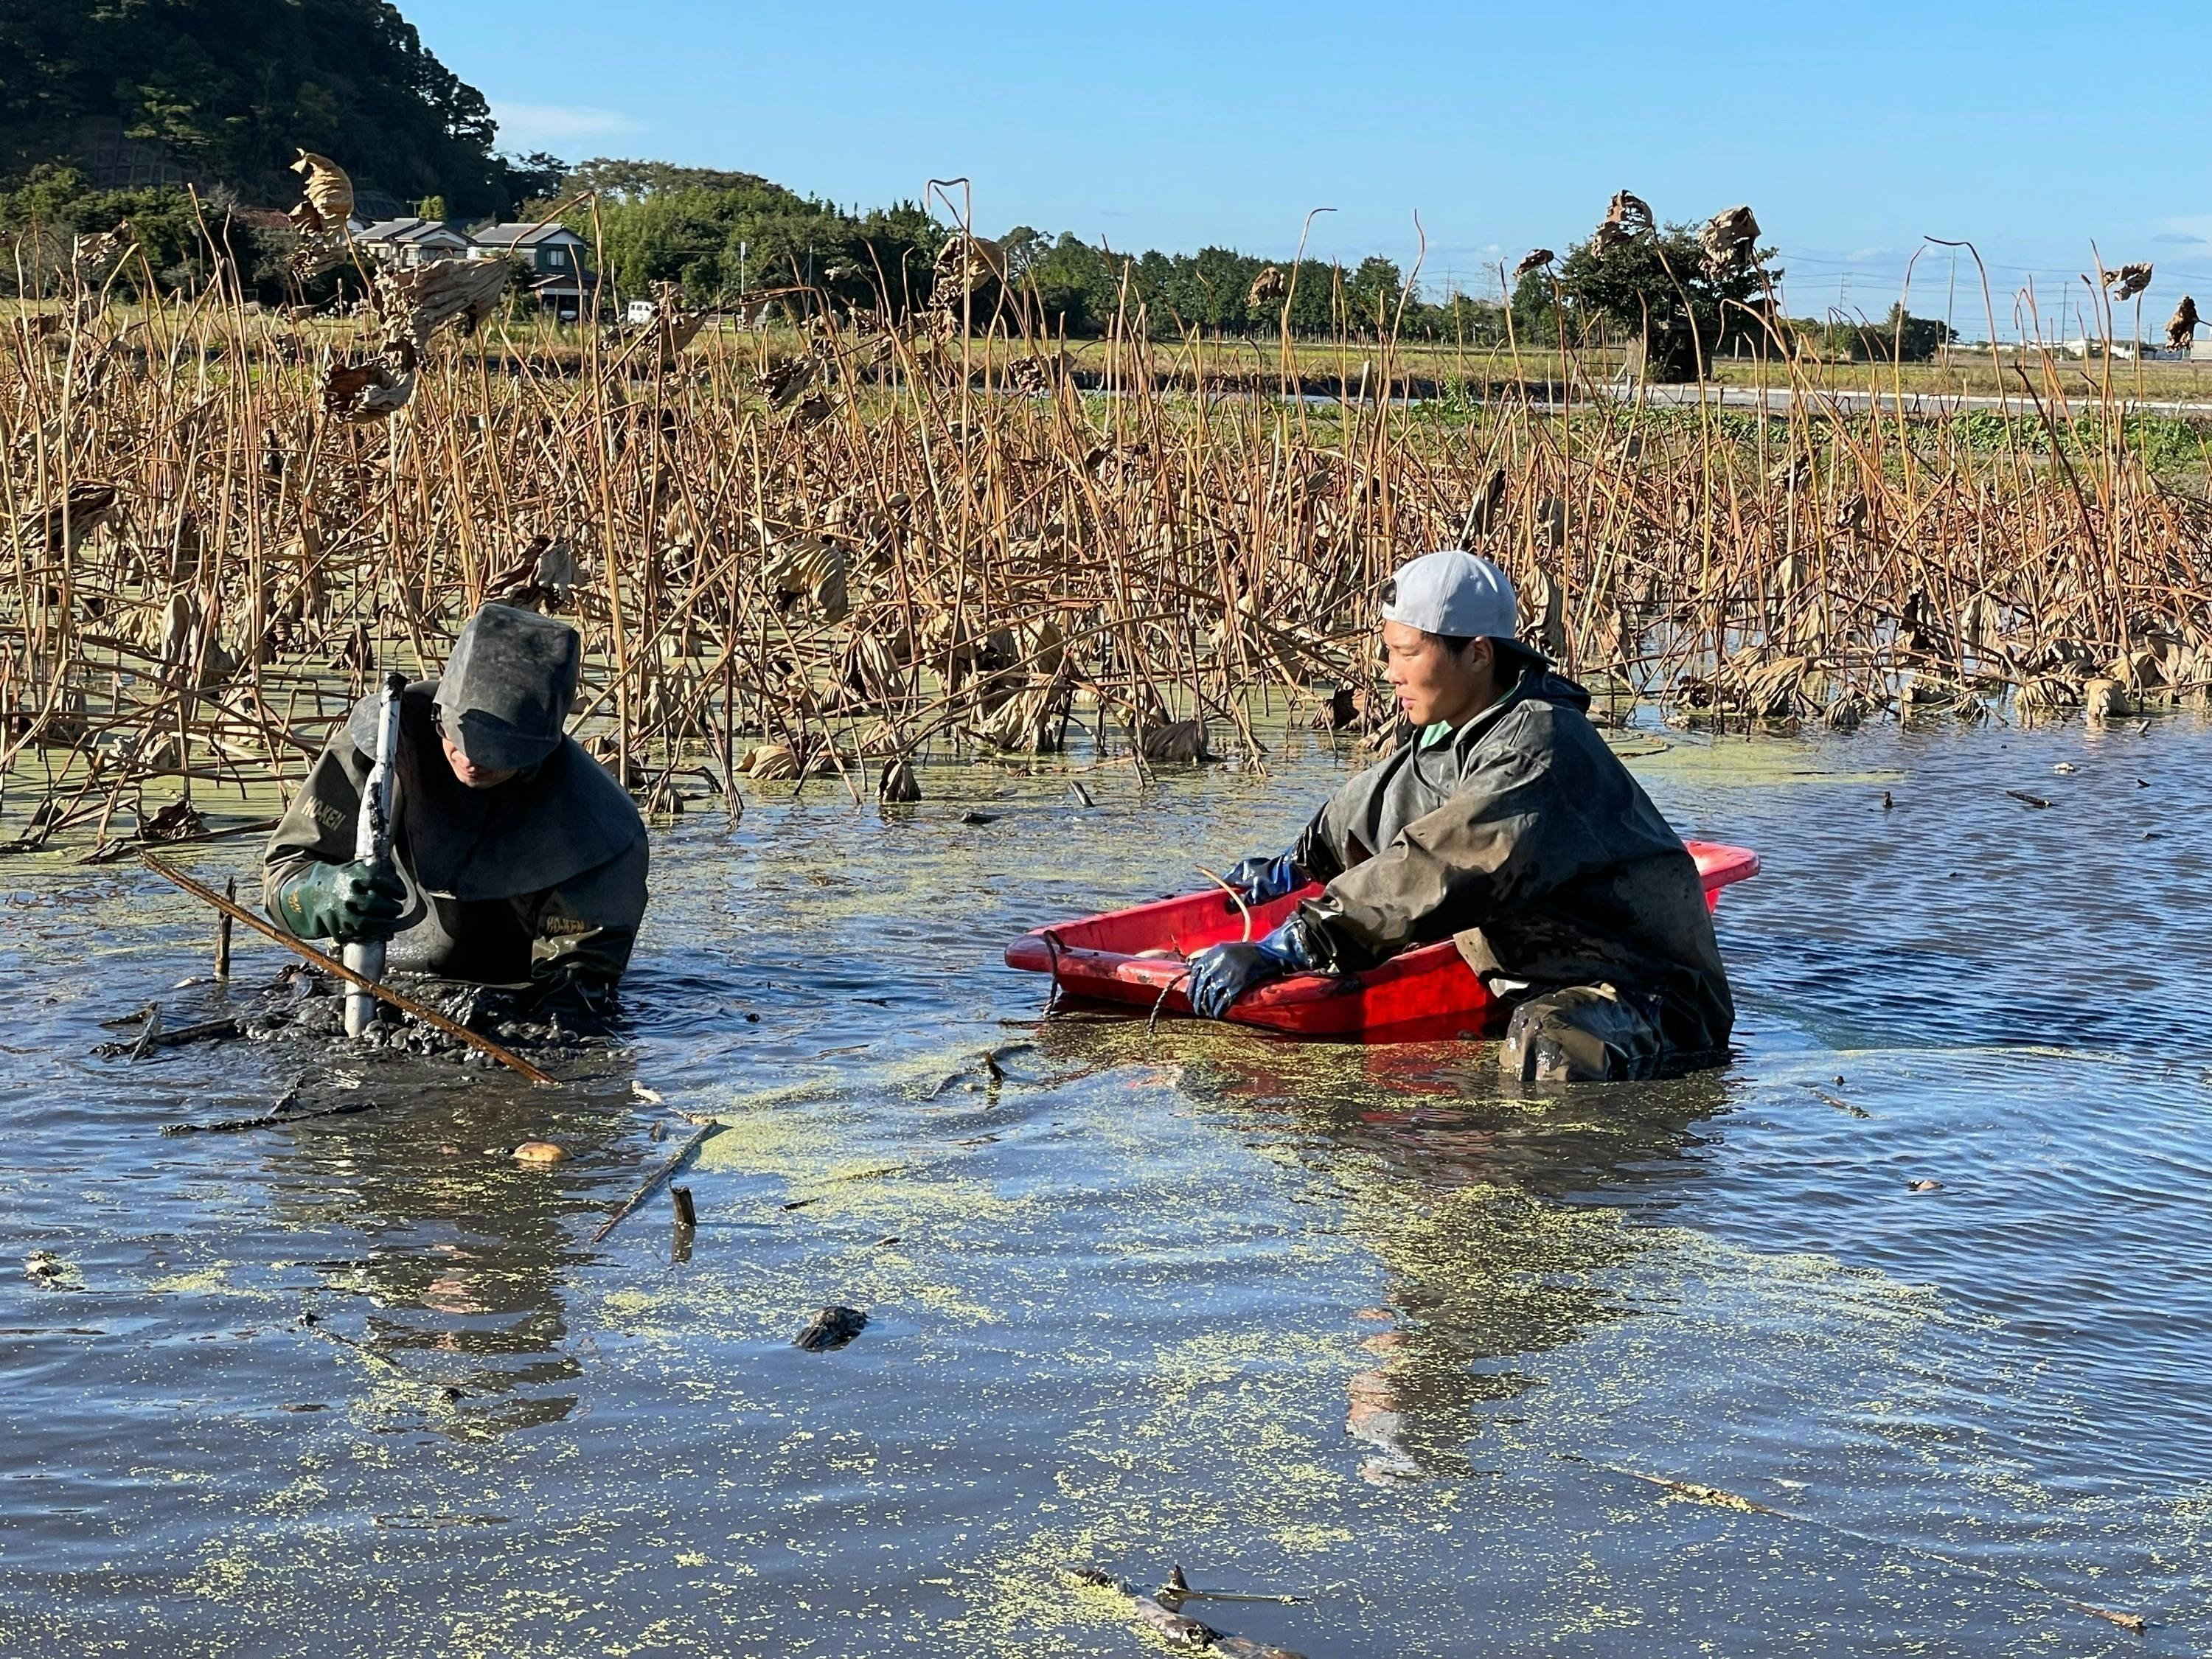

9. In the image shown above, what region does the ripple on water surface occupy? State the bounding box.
[0,717,2208,1655]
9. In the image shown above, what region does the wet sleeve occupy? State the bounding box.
[1290,800,1346,884]
[1290,751,1397,880]
[262,736,368,934]
[526,835,649,991]
[1297,731,1596,971]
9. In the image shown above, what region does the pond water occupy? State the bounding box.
[2,712,2208,1656]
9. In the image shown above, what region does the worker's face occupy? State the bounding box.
[1381,619,1496,729]
[440,731,518,790]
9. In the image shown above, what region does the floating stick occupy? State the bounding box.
[215,876,234,978]
[591,1120,716,1243]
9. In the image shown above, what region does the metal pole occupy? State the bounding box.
[342,670,407,1036]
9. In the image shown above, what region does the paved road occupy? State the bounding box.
[1586,381,2212,419]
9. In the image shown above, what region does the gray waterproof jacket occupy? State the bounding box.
[1292,670,1733,1057]
[264,682,649,990]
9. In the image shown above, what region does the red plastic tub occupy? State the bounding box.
[1005,841,1759,1044]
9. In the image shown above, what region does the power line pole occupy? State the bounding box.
[1943,248,1956,369]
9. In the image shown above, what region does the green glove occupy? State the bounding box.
[274,860,406,943]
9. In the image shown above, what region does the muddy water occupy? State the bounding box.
[2,715,2208,1656]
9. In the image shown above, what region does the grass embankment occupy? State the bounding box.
[18,297,2212,403]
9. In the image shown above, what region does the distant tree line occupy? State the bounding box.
[550,159,945,319]
[0,83,1960,370]
[0,163,278,298]
[557,179,1520,338]
[992,231,1509,342]
[1792,303,1958,362]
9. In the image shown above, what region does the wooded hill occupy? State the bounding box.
[0,0,532,215]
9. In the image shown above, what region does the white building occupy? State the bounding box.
[2057,337,2140,361]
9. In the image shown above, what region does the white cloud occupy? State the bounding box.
[490,102,642,150]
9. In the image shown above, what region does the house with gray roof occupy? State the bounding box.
[352,217,476,266]
[344,215,600,321]
[469,222,597,321]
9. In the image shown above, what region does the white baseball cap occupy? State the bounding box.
[1380,550,1537,655]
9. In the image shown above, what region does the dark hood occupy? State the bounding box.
[428,603,582,771]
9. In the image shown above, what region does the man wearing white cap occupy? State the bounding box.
[1186,550,1732,1081]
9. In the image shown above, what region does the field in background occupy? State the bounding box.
[4,262,2211,855]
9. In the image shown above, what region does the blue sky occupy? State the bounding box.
[408,0,2212,336]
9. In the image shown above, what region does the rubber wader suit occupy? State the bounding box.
[264,605,649,1006]
[1290,667,1733,1082]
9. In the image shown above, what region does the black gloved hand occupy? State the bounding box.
[1186,914,1324,1019]
[1223,849,1306,905]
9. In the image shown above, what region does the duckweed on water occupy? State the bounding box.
[2,731,2210,1652]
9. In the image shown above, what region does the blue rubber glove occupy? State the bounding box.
[1186,915,1324,1019]
[1224,849,1305,905]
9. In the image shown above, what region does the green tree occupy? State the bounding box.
[563,159,799,205]
[1432,290,1508,346]
[0,162,252,297]
[1517,221,1780,380]
[1008,232,1119,335]
[1813,302,1955,362]
[498,150,568,211]
[1343,256,1405,331]
[0,0,515,213]
[559,159,942,316]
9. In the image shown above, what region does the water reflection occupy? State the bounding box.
[1194,1040,1736,1480]
[265,1055,642,1437]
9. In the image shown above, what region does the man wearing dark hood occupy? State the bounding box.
[262,604,649,1026]
[1186,551,1732,1082]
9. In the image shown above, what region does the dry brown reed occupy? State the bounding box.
[4,223,2210,852]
